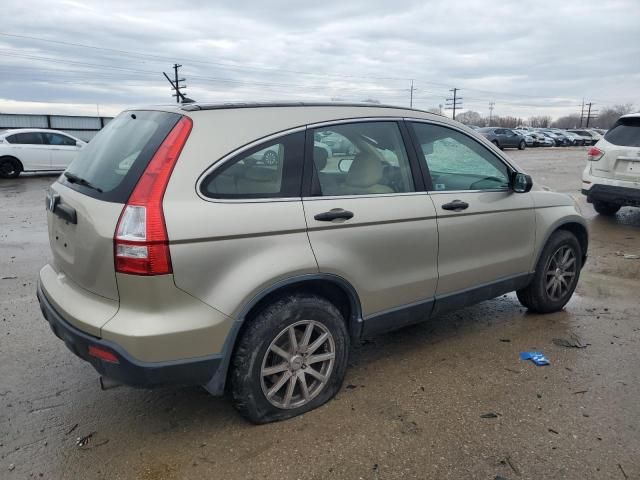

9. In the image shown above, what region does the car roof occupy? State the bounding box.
[0,128,80,138]
[620,112,640,119]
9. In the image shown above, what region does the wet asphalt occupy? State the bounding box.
[1,147,639,479]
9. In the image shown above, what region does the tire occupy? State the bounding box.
[492,140,500,148]
[517,230,582,313]
[230,294,349,424]
[0,157,22,179]
[518,140,526,150]
[592,200,621,216]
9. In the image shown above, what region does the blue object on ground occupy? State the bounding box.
[520,351,550,366]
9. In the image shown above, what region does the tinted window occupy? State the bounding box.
[44,133,76,146]
[604,118,640,147]
[411,122,510,191]
[201,131,304,199]
[62,111,180,203]
[6,132,44,145]
[312,122,414,196]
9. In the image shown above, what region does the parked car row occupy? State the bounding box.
[472,126,604,150]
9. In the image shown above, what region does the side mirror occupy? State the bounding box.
[338,158,353,173]
[512,172,533,193]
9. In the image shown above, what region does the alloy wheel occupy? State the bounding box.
[260,320,335,409]
[545,245,577,301]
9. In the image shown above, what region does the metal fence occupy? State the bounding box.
[0,113,113,142]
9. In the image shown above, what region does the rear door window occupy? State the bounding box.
[311,121,415,196]
[61,110,181,203]
[604,117,640,147]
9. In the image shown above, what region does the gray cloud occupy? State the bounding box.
[0,0,638,118]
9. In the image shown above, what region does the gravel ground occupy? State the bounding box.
[1,146,639,479]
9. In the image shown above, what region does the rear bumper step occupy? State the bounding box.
[582,185,640,207]
[37,283,222,388]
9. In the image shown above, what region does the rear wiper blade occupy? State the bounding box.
[64,172,103,193]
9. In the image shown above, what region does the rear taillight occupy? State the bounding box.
[587,147,604,161]
[114,116,192,275]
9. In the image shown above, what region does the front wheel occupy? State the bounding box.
[230,294,349,423]
[518,140,526,150]
[517,230,582,313]
[0,157,21,178]
[593,200,620,216]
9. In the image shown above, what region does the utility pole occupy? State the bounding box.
[585,102,598,127]
[163,63,191,103]
[445,88,462,120]
[488,101,495,125]
[580,98,585,127]
[409,80,415,108]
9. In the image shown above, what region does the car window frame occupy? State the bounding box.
[406,119,517,194]
[198,128,306,202]
[301,118,425,198]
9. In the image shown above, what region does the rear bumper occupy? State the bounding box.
[581,173,640,207]
[37,283,222,388]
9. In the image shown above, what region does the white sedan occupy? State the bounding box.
[0,129,86,178]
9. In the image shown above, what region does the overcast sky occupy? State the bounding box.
[1,0,638,119]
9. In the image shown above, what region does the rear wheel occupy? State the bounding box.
[592,200,620,216]
[518,140,526,150]
[230,294,349,423]
[517,230,582,313]
[0,157,21,178]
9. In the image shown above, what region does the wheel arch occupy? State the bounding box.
[203,274,363,395]
[534,220,589,271]
[0,155,23,171]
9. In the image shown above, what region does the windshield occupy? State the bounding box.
[62,110,180,203]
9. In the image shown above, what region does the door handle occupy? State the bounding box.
[441,200,469,212]
[314,208,354,221]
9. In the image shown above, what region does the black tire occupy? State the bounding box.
[492,140,500,148]
[230,294,349,424]
[592,200,621,216]
[518,140,526,150]
[517,230,582,313]
[0,157,22,179]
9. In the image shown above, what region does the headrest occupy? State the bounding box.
[346,153,383,188]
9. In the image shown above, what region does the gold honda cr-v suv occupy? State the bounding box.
[38,103,588,423]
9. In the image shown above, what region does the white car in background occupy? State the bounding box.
[0,129,86,178]
[582,113,640,215]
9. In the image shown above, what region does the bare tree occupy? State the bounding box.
[593,104,634,129]
[552,114,582,129]
[528,115,552,128]
[455,110,484,126]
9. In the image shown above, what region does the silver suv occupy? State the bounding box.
[37,103,588,423]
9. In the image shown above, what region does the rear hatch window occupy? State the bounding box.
[604,117,640,147]
[60,110,181,202]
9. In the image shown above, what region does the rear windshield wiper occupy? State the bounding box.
[64,172,103,193]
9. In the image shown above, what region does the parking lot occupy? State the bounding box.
[1,147,639,479]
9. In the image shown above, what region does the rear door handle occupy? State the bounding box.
[314,208,354,221]
[441,200,469,212]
